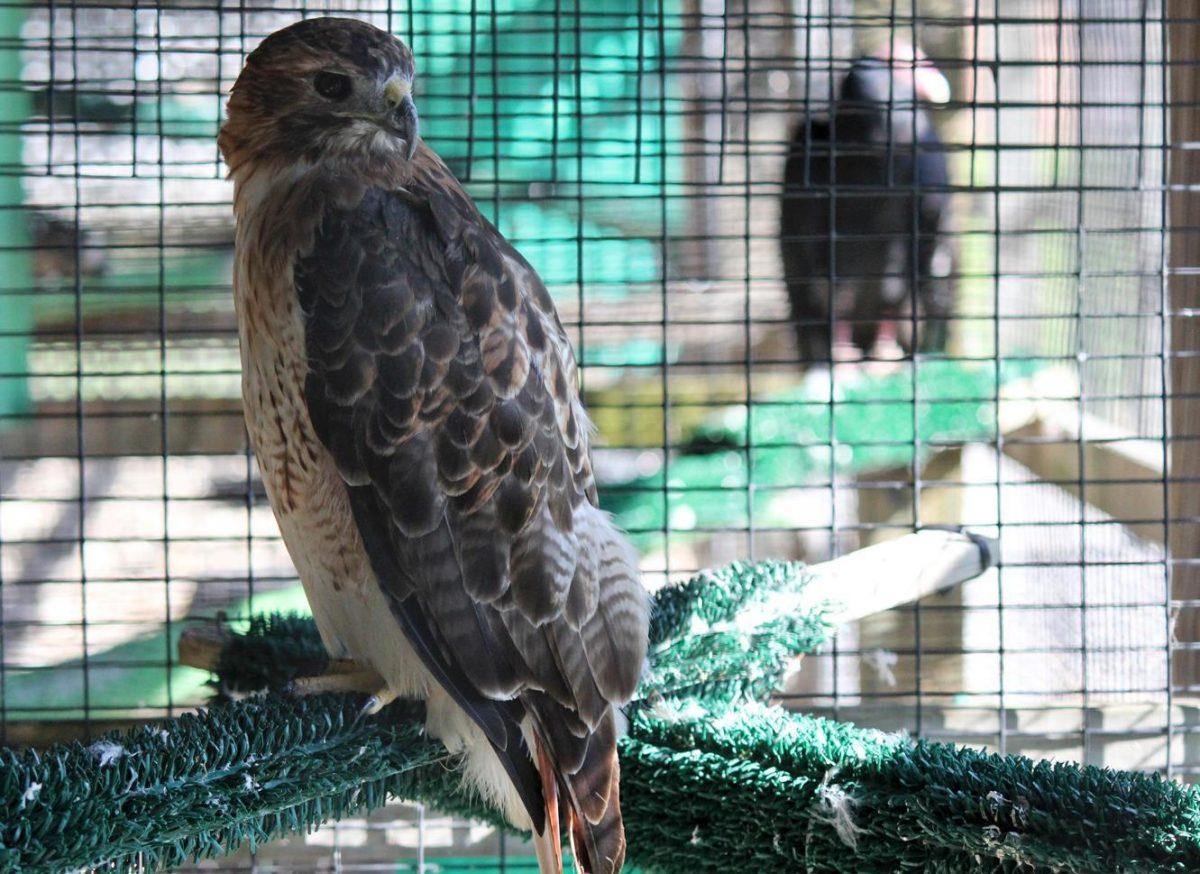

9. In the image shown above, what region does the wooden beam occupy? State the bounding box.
[848,449,971,697]
[782,699,1200,775]
[1169,5,1200,689]
[1000,408,1166,545]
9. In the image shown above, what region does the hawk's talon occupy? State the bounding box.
[356,687,399,722]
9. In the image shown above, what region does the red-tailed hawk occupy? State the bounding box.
[218,17,648,874]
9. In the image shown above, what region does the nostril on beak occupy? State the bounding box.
[384,78,411,110]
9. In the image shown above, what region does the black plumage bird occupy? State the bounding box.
[780,42,953,365]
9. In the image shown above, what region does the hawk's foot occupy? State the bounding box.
[288,663,397,720]
[290,666,382,696]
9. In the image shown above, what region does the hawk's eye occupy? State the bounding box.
[314,71,353,101]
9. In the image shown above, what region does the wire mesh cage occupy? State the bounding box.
[0,0,1194,869]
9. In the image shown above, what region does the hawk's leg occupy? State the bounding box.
[323,657,376,675]
[289,664,397,715]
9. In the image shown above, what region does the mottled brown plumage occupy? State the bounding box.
[220,17,648,874]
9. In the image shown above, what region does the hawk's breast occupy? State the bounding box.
[232,183,393,664]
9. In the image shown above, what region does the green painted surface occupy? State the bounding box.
[33,1,681,292]
[3,585,311,721]
[0,4,32,421]
[8,0,684,411]
[30,249,232,326]
[601,359,1041,546]
[407,0,682,288]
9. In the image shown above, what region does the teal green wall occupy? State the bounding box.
[0,4,31,422]
[406,0,681,287]
[4,2,684,423]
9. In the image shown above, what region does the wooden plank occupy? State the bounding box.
[1000,409,1166,545]
[0,398,246,458]
[3,718,161,749]
[790,698,1200,736]
[785,699,1196,775]
[851,449,972,698]
[1169,6,1200,690]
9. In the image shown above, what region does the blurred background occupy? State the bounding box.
[0,0,1194,869]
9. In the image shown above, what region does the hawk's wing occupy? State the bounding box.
[294,154,647,861]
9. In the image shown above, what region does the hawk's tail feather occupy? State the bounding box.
[562,711,624,874]
[529,705,625,874]
[564,707,617,825]
[532,734,564,874]
[567,765,625,874]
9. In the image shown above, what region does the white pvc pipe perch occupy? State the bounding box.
[803,528,997,626]
[182,529,997,671]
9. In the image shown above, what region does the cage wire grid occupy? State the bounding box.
[0,0,1190,869]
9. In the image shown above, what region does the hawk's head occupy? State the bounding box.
[219,18,419,174]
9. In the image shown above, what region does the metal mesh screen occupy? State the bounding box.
[0,0,1190,868]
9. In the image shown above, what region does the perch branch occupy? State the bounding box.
[11,552,1196,874]
[804,527,996,625]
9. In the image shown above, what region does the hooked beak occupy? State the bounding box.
[913,64,951,105]
[383,78,420,159]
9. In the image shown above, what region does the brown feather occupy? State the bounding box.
[568,709,618,824]
[533,736,564,874]
[510,505,577,624]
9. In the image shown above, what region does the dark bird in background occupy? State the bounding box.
[780,41,953,366]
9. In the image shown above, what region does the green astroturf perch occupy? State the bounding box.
[3,557,1200,872]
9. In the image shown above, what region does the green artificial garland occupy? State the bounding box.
[2,560,1199,872]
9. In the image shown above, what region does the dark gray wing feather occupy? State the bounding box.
[345,483,544,831]
[295,157,648,854]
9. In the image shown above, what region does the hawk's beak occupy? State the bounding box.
[383,78,420,160]
[913,65,951,105]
